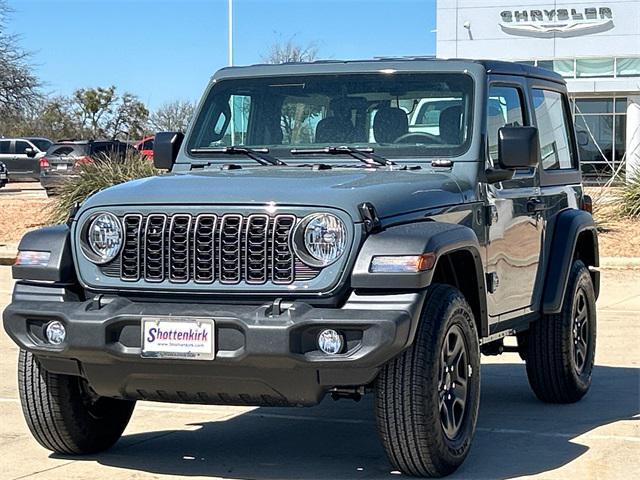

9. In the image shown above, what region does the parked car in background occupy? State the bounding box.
[0,161,8,189]
[135,136,154,160]
[0,137,53,182]
[39,140,135,196]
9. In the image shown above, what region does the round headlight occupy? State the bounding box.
[294,213,347,267]
[84,213,122,264]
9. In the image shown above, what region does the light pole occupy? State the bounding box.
[228,0,233,66]
[228,0,235,144]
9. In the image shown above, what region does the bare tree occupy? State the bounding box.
[262,36,318,64]
[0,0,41,121]
[262,36,320,143]
[149,100,195,132]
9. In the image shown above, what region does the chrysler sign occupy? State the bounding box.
[499,7,614,38]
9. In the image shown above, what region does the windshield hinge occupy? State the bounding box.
[358,202,381,233]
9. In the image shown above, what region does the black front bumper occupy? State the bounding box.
[3,285,424,406]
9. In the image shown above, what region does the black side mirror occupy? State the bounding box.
[153,132,184,170]
[498,126,539,169]
[25,147,37,158]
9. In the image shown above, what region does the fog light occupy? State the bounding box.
[318,329,344,355]
[45,321,66,345]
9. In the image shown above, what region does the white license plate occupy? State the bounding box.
[141,317,215,360]
[0,173,6,179]
[56,164,67,171]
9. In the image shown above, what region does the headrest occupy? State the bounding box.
[373,107,408,144]
[439,105,463,145]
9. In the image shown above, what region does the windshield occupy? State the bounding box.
[186,73,473,162]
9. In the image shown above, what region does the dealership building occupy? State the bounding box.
[436,0,640,183]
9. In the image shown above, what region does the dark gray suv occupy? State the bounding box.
[3,59,599,477]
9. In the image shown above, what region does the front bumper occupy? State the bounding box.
[40,172,77,192]
[3,285,423,406]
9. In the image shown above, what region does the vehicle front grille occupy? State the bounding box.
[105,212,320,285]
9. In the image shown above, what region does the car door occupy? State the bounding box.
[484,78,545,320]
[0,140,15,176]
[13,140,40,180]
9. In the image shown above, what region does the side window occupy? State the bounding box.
[141,139,153,150]
[0,140,11,154]
[487,86,525,164]
[532,89,575,170]
[15,141,31,155]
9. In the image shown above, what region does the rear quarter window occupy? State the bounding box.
[532,89,576,170]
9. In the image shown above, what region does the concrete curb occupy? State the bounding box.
[599,257,640,269]
[0,244,638,269]
[0,245,17,266]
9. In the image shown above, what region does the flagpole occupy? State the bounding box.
[228,0,233,66]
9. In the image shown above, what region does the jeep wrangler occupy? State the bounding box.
[3,59,599,477]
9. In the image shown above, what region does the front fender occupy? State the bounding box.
[351,221,483,290]
[12,225,75,283]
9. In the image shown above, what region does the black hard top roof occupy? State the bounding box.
[214,57,565,85]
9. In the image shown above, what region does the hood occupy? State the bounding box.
[82,167,464,220]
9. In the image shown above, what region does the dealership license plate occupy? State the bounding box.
[141,317,215,360]
[56,164,67,171]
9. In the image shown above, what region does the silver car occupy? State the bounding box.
[0,137,52,182]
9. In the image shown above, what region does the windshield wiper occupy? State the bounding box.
[290,146,396,167]
[190,146,286,166]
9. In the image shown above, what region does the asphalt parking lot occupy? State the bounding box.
[0,266,638,480]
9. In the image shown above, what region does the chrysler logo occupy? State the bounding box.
[499,7,614,38]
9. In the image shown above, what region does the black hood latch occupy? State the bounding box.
[358,202,381,234]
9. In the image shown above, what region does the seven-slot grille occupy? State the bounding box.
[116,213,300,285]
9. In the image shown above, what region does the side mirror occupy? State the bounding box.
[153,132,184,170]
[497,126,539,170]
[25,147,37,158]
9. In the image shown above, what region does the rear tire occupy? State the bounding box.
[525,260,597,403]
[375,284,480,477]
[18,349,135,454]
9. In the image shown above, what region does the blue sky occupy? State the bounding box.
[7,0,436,110]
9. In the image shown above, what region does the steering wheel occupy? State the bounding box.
[393,132,444,144]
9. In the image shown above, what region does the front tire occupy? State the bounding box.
[525,260,597,403]
[18,350,135,454]
[375,284,481,477]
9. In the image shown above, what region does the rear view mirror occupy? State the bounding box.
[25,147,36,158]
[498,126,539,170]
[153,132,184,170]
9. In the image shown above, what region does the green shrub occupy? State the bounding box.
[49,152,159,224]
[620,171,640,218]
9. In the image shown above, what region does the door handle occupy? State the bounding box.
[527,197,545,213]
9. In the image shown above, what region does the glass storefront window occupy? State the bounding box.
[616,58,640,77]
[576,58,615,78]
[553,59,575,77]
[536,60,553,72]
[572,96,627,184]
[615,98,628,114]
[575,98,613,114]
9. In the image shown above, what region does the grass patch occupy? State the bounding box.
[49,153,159,224]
